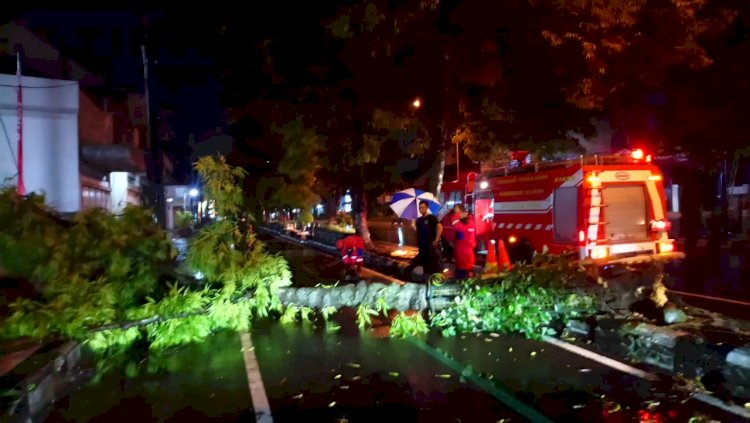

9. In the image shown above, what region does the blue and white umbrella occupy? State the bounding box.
[389,188,441,220]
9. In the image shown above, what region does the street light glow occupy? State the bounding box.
[189,188,199,197]
[412,98,421,108]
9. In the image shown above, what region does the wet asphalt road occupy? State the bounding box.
[42,236,737,422]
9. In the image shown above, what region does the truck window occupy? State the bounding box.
[554,187,579,243]
[603,185,648,242]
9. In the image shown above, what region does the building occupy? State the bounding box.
[0,20,177,216]
[0,73,80,212]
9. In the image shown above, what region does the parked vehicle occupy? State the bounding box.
[440,149,684,266]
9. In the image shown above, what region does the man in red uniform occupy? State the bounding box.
[452,205,476,279]
[336,231,366,280]
[440,205,461,261]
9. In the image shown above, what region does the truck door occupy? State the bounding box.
[603,185,649,242]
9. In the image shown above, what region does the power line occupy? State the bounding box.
[0,82,79,88]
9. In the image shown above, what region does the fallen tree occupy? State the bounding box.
[0,156,682,377]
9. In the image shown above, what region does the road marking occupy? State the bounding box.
[240,331,273,423]
[693,392,750,419]
[408,337,554,423]
[669,289,750,307]
[542,336,750,420]
[541,335,658,381]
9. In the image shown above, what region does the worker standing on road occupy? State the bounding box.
[336,230,366,280]
[440,205,460,261]
[414,200,443,278]
[452,204,476,279]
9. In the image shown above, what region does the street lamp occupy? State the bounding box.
[412,98,421,109]
[189,188,199,197]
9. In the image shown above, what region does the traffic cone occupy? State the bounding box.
[484,240,498,274]
[498,239,512,271]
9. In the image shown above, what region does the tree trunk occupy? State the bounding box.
[278,281,428,311]
[352,183,374,247]
[90,281,431,335]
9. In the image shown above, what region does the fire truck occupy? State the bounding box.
[441,149,684,266]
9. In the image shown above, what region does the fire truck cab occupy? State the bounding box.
[468,149,684,266]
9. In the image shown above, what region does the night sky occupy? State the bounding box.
[2,6,351,182]
[13,10,226,143]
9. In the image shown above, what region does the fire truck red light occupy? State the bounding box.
[631,149,644,160]
[579,231,585,242]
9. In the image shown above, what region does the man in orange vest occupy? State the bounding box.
[336,230,366,280]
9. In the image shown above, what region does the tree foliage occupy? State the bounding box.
[0,157,292,359]
[535,0,737,109]
[431,265,596,339]
[194,155,248,217]
[222,0,746,186]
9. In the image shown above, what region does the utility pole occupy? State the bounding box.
[141,38,165,226]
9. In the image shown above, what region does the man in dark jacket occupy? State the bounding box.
[414,200,442,277]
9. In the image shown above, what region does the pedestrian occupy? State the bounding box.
[452,204,476,279]
[414,200,443,278]
[336,230,366,280]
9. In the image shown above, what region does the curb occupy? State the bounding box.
[1,340,85,423]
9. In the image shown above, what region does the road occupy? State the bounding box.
[41,236,738,422]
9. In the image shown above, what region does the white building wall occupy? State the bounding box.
[0,74,80,213]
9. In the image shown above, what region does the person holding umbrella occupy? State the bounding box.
[415,200,443,277]
[389,189,443,280]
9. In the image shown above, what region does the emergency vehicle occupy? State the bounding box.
[440,149,684,265]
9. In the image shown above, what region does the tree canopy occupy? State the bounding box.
[217,0,745,213]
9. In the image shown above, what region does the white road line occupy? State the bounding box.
[541,335,658,381]
[693,393,750,419]
[240,331,273,423]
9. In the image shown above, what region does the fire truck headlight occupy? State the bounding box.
[479,180,489,190]
[508,235,517,244]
